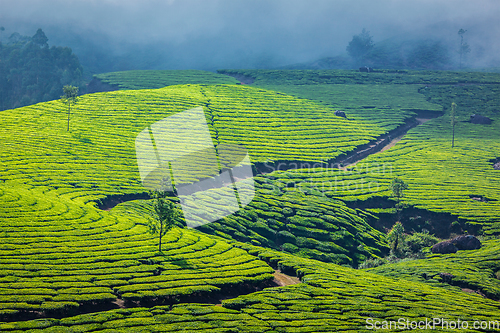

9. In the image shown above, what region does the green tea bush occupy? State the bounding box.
[404,231,439,254]
[94,70,239,90]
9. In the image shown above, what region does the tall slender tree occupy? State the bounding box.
[387,221,404,253]
[147,191,180,253]
[451,102,458,148]
[61,85,79,131]
[458,29,470,69]
[389,178,408,220]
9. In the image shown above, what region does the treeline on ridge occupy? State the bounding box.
[0,28,85,110]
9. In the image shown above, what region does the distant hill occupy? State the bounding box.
[283,36,455,71]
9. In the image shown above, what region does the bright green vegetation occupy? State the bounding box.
[255,84,442,133]
[3,247,499,332]
[367,238,500,299]
[198,176,389,266]
[0,184,273,317]
[0,83,421,185]
[219,68,500,86]
[94,70,239,90]
[2,69,500,330]
[200,84,440,163]
[0,82,411,319]
[238,71,500,235]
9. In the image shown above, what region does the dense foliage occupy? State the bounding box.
[1,69,500,331]
[0,29,84,110]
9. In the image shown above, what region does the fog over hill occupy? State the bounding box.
[1,0,499,73]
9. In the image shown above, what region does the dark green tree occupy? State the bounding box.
[450,102,458,147]
[389,178,408,218]
[61,85,79,131]
[0,29,84,110]
[346,28,374,62]
[32,28,48,47]
[0,27,5,41]
[458,29,471,69]
[147,191,180,252]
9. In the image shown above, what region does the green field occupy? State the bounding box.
[94,70,240,90]
[2,69,500,331]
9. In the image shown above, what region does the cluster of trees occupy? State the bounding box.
[0,28,84,110]
[346,28,470,70]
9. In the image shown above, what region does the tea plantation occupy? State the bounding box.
[93,70,239,90]
[1,69,500,331]
[1,249,500,332]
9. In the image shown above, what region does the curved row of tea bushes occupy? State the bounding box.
[94,70,240,90]
[197,176,389,267]
[219,68,500,86]
[0,185,274,319]
[255,83,500,235]
[3,247,500,332]
[367,239,500,299]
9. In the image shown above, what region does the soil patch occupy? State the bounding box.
[273,270,301,286]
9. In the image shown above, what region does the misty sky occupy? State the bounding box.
[1,0,499,71]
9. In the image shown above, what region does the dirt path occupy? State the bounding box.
[273,270,301,286]
[339,117,434,170]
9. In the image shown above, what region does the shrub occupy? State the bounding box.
[358,257,387,269]
[277,230,296,244]
[281,243,299,253]
[404,231,439,254]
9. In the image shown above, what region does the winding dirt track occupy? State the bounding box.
[340,117,434,170]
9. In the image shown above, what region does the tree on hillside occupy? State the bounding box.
[387,221,405,253]
[61,85,79,131]
[0,27,5,41]
[389,178,408,219]
[458,29,471,69]
[346,28,374,62]
[450,102,458,148]
[147,191,180,253]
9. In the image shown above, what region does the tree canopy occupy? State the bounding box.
[346,28,374,61]
[0,28,84,110]
[147,191,181,253]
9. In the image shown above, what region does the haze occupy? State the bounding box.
[1,0,499,72]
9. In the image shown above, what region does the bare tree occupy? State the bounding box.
[450,102,458,148]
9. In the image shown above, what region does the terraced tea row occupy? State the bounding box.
[219,68,500,86]
[93,70,239,90]
[0,83,420,196]
[255,84,443,133]
[2,246,499,332]
[0,185,274,319]
[367,239,500,299]
[253,83,500,235]
[197,176,389,267]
